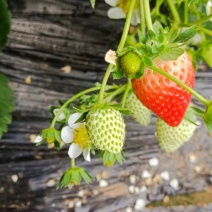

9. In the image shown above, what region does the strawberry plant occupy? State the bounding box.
[26,0,212,187]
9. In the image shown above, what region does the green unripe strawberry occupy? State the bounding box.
[156,118,197,153]
[125,93,151,126]
[86,107,125,154]
[118,51,142,76]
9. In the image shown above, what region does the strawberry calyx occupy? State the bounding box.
[99,150,124,167]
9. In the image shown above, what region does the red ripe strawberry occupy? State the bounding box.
[132,51,195,126]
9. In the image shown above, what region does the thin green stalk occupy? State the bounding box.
[71,159,75,168]
[98,0,136,104]
[117,0,137,52]
[143,0,153,30]
[121,80,132,106]
[184,0,188,24]
[148,65,210,107]
[140,0,145,35]
[166,0,181,23]
[104,84,127,102]
[50,85,115,128]
[189,14,212,25]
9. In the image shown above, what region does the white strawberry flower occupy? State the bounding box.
[34,135,43,143]
[61,113,91,162]
[105,0,140,26]
[53,108,66,121]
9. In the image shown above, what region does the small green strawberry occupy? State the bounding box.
[125,92,152,126]
[86,107,125,154]
[156,118,197,153]
[118,51,142,76]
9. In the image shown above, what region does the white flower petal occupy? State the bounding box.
[130,10,140,26]
[61,126,74,143]
[105,49,116,65]
[68,143,83,159]
[107,7,126,19]
[83,147,91,162]
[53,108,66,121]
[68,113,82,129]
[34,135,42,143]
[105,0,119,7]
[206,0,212,16]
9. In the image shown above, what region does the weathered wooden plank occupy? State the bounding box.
[0,0,212,211]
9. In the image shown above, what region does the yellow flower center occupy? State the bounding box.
[117,0,139,14]
[73,124,90,150]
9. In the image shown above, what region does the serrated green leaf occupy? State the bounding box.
[173,26,197,43]
[0,74,14,139]
[168,29,178,43]
[160,47,184,60]
[0,0,11,50]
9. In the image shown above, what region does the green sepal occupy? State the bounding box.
[100,150,125,166]
[203,104,212,134]
[0,0,11,50]
[57,167,93,189]
[173,26,197,43]
[41,127,61,147]
[135,69,144,79]
[113,67,124,79]
[110,103,133,115]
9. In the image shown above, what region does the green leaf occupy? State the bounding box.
[184,107,198,126]
[203,104,212,134]
[0,0,11,50]
[173,26,197,43]
[0,74,14,139]
[90,0,96,8]
[160,47,184,60]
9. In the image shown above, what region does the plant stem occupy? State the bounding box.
[50,85,115,128]
[143,0,153,30]
[148,65,210,107]
[104,84,127,102]
[184,0,188,24]
[71,159,75,168]
[140,0,145,35]
[121,80,132,106]
[166,0,181,23]
[98,0,136,104]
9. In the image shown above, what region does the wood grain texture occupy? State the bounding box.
[0,0,212,211]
